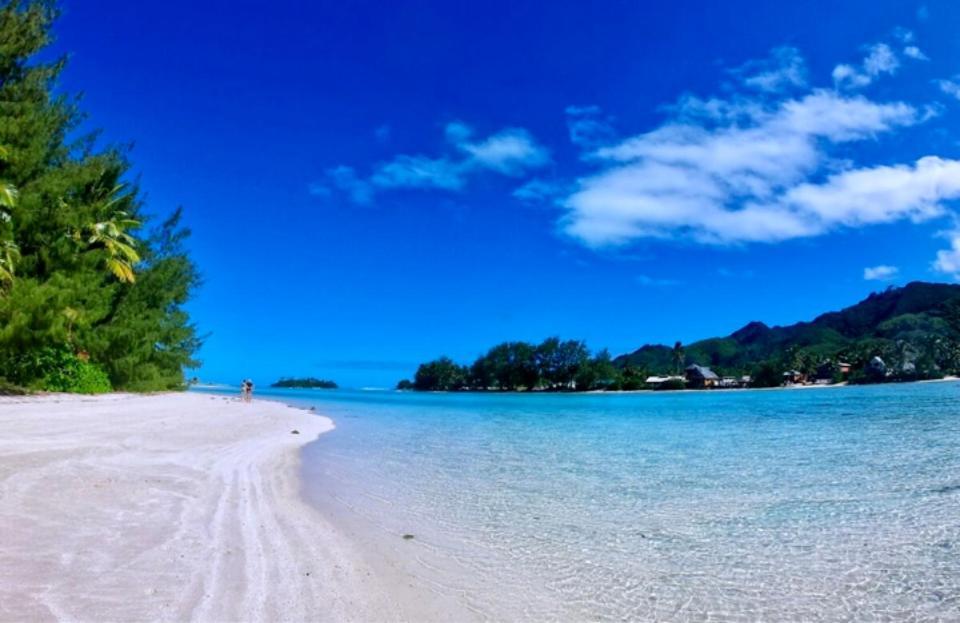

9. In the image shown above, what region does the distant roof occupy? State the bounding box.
[646,375,683,383]
[685,364,719,380]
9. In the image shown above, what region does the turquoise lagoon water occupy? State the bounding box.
[205,383,960,620]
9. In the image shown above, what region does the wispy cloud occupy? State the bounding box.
[561,88,928,246]
[565,105,616,149]
[903,46,928,61]
[550,31,960,254]
[864,265,899,281]
[317,122,550,203]
[934,228,960,280]
[512,178,565,203]
[455,127,551,175]
[324,165,375,205]
[833,42,901,89]
[635,274,681,287]
[734,46,808,93]
[370,155,465,191]
[938,77,960,101]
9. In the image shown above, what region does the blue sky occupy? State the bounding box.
[50,1,960,387]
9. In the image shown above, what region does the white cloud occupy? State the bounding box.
[562,86,927,246]
[938,78,960,101]
[903,46,928,61]
[833,42,902,89]
[558,47,960,249]
[455,127,551,175]
[736,46,808,93]
[863,43,899,76]
[370,155,465,191]
[321,122,550,203]
[864,265,899,280]
[934,230,960,279]
[832,64,871,89]
[775,157,958,227]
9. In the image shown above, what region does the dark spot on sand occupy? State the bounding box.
[402,534,415,540]
[291,430,300,435]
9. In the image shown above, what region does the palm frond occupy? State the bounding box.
[0,240,21,287]
[105,257,136,283]
[0,183,17,208]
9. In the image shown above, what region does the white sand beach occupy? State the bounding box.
[0,392,449,622]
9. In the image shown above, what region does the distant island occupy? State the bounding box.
[398,282,960,392]
[271,378,338,389]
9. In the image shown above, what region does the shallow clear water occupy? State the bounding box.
[207,383,960,621]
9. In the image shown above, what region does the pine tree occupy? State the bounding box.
[0,1,201,391]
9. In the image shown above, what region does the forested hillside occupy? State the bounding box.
[616,282,960,380]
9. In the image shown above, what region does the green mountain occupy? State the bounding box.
[615,282,960,381]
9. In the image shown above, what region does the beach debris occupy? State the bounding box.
[402,533,415,540]
[291,429,300,435]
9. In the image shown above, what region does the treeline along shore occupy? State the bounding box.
[398,282,960,392]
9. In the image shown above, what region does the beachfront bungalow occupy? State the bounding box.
[685,364,719,389]
[816,360,853,382]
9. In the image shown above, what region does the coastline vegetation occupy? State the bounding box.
[0,1,200,394]
[271,378,339,389]
[270,376,338,389]
[399,282,960,392]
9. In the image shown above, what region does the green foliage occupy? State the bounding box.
[750,362,782,388]
[407,340,628,392]
[5,344,110,393]
[0,377,28,395]
[271,377,338,389]
[536,337,589,389]
[619,364,647,390]
[0,2,201,392]
[414,356,468,391]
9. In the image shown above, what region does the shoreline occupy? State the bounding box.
[395,375,960,396]
[0,392,436,621]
